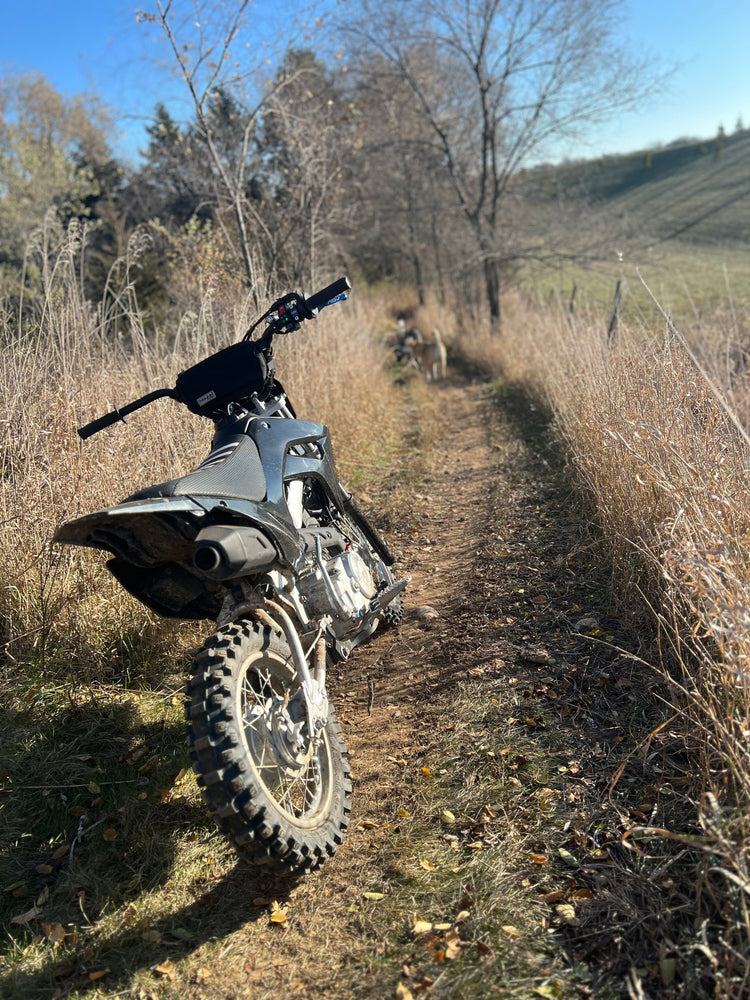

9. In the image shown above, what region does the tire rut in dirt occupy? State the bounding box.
[185,620,351,876]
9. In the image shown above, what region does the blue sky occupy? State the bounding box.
[1,0,749,164]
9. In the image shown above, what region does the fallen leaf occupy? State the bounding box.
[554,903,579,926]
[412,918,433,935]
[528,853,549,866]
[42,922,66,946]
[51,844,69,860]
[419,859,435,871]
[660,956,677,987]
[395,984,414,1000]
[534,985,563,999]
[102,828,118,842]
[362,892,384,901]
[444,930,463,959]
[87,781,101,795]
[558,848,579,868]
[36,864,53,875]
[154,960,175,979]
[88,969,111,981]
[501,925,522,939]
[421,767,432,778]
[11,903,42,924]
[440,809,456,826]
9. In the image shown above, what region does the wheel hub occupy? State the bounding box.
[245,692,315,770]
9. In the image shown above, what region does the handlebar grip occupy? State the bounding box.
[78,408,125,440]
[77,388,175,440]
[305,276,351,314]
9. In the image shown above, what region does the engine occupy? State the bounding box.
[298,546,377,634]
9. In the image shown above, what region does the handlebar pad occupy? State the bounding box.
[305,276,351,314]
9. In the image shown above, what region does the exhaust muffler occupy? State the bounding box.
[193,525,277,580]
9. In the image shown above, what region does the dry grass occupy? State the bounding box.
[0,228,403,683]
[466,277,750,997]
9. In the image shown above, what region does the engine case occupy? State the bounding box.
[299,548,377,631]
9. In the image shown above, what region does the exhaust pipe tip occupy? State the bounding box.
[193,543,222,574]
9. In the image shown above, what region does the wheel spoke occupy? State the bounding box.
[232,648,330,821]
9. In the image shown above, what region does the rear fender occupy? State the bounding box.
[53,496,208,567]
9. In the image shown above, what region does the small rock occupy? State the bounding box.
[414,606,439,621]
[520,648,551,665]
[574,616,599,632]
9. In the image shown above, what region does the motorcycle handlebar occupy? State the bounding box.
[77,388,175,440]
[77,278,351,439]
[304,276,351,314]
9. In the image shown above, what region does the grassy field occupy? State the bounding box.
[459,269,750,997]
[525,130,750,247]
[522,241,750,336]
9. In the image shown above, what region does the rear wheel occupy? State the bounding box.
[186,620,351,875]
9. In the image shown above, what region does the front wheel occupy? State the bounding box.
[186,620,351,875]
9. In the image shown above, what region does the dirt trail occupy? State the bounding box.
[132,378,661,999]
[189,379,512,998]
[331,381,492,775]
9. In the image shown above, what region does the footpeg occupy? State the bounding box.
[376,575,411,610]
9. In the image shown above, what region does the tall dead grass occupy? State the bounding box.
[477,286,750,996]
[0,225,402,688]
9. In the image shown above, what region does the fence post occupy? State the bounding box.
[568,283,577,319]
[607,279,622,343]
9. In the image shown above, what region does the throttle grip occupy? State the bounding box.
[305,276,351,313]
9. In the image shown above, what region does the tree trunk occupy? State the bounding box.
[483,256,502,333]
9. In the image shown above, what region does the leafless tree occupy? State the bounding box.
[257,49,357,290]
[138,2,358,297]
[339,0,667,330]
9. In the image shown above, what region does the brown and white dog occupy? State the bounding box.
[407,328,447,381]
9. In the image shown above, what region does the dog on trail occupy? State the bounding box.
[406,328,447,382]
[393,318,423,363]
[393,318,447,381]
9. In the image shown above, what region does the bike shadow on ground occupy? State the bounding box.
[1,691,299,999]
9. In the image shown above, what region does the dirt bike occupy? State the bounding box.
[54,277,409,875]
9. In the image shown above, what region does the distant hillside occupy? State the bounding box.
[524,131,750,247]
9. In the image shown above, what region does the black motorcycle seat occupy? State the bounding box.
[126,435,267,503]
